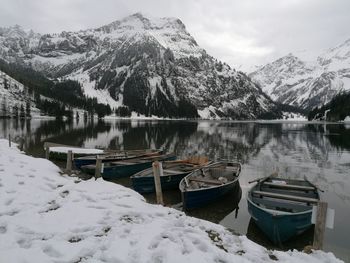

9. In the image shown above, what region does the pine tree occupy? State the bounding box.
[1,97,7,117]
[25,101,31,118]
[12,105,19,118]
[20,104,25,118]
[83,111,88,122]
[3,77,8,89]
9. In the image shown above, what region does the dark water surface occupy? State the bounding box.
[1,118,349,262]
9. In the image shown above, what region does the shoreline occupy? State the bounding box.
[0,139,343,262]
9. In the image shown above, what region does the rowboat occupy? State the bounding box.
[131,156,211,194]
[80,153,176,180]
[73,149,163,169]
[247,177,320,245]
[179,162,241,210]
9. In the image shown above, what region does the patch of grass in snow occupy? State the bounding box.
[206,230,228,252]
[68,236,82,243]
[94,226,111,237]
[120,215,134,223]
[59,190,69,198]
[120,215,144,224]
[40,200,60,213]
[268,253,278,261]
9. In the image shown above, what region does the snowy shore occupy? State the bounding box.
[0,139,343,263]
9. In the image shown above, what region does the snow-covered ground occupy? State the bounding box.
[0,139,343,263]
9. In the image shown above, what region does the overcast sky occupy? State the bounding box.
[1,0,349,71]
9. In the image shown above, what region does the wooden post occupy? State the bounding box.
[152,161,164,205]
[66,150,73,175]
[313,201,328,250]
[8,134,11,147]
[95,156,102,178]
[19,137,24,151]
[44,142,50,159]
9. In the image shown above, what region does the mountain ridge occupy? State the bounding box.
[0,13,281,119]
[249,38,350,110]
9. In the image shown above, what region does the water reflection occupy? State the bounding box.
[0,119,349,261]
[246,218,314,251]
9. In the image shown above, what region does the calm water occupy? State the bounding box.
[1,118,349,262]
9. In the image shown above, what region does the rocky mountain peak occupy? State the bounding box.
[0,14,281,119]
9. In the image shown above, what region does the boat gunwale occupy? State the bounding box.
[247,179,319,216]
[247,193,314,217]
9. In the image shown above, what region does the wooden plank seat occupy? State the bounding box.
[189,177,223,185]
[263,182,315,191]
[110,161,139,165]
[251,196,311,213]
[252,190,319,204]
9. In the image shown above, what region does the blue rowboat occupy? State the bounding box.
[81,153,176,180]
[247,177,320,245]
[179,162,241,210]
[131,157,211,194]
[73,149,163,169]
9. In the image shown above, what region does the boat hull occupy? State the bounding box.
[131,171,189,193]
[50,152,101,161]
[247,199,313,244]
[182,181,239,210]
[74,150,163,169]
[74,155,131,170]
[82,155,176,179]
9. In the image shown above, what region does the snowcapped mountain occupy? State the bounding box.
[249,39,350,110]
[0,13,280,119]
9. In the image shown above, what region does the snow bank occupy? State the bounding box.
[0,139,342,263]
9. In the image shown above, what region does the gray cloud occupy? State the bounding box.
[1,0,349,71]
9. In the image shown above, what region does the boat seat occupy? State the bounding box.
[111,161,137,165]
[251,196,311,212]
[210,168,235,180]
[263,182,315,191]
[189,177,223,185]
[252,190,319,203]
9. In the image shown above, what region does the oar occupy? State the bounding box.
[248,171,278,184]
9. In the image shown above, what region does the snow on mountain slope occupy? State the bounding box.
[250,39,350,110]
[0,13,281,119]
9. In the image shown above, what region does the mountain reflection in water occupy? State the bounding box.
[1,119,349,261]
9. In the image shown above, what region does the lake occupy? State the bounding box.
[1,118,349,262]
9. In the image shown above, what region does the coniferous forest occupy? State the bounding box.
[0,59,112,119]
[308,92,350,121]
